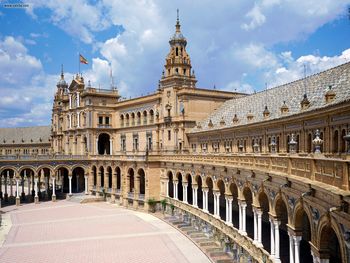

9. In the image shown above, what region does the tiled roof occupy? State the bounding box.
[0,126,51,145]
[191,62,350,133]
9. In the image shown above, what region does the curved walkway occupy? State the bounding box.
[0,201,211,263]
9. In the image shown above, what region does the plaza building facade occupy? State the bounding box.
[1,16,350,263]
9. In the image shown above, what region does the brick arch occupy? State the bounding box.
[17,165,36,175]
[71,164,87,174]
[36,165,55,176]
[54,165,71,174]
[0,165,18,175]
[256,187,271,211]
[316,214,346,263]
[271,192,290,219]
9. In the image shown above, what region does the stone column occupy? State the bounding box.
[274,219,281,262]
[97,170,101,195]
[69,93,72,109]
[52,176,56,202]
[238,201,242,232]
[77,111,80,128]
[203,188,209,212]
[84,175,88,194]
[15,177,20,206]
[27,172,31,197]
[173,181,178,200]
[288,233,295,263]
[96,138,99,155]
[68,175,72,196]
[193,185,198,207]
[134,176,140,208]
[293,235,302,263]
[34,177,39,204]
[4,171,8,201]
[269,218,275,259]
[226,196,233,225]
[10,174,13,197]
[109,139,113,155]
[257,210,263,247]
[214,191,220,218]
[165,179,169,197]
[183,183,188,203]
[241,201,247,235]
[253,208,258,244]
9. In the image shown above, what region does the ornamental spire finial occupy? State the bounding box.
[176,9,181,33]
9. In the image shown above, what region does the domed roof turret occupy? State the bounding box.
[56,65,67,88]
[169,9,187,47]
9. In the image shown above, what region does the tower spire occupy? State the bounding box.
[176,9,181,33]
[61,64,64,79]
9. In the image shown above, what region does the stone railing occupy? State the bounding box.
[168,198,271,263]
[157,154,350,191]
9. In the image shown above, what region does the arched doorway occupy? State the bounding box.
[186,174,193,204]
[217,179,226,220]
[258,191,271,251]
[92,166,97,188]
[99,166,105,190]
[230,182,239,228]
[197,176,203,209]
[98,133,110,155]
[138,169,145,196]
[243,186,254,239]
[275,197,290,263]
[116,167,121,192]
[206,177,214,215]
[177,173,183,201]
[58,167,69,194]
[319,224,342,263]
[128,168,134,193]
[294,208,313,263]
[72,167,85,193]
[168,171,174,198]
[107,167,112,190]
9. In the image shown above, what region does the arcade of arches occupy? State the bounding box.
[164,168,347,263]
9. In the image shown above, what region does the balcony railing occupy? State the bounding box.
[138,194,145,200]
[127,192,134,199]
[158,154,350,191]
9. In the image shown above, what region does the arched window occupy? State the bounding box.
[333,130,339,153]
[98,133,110,155]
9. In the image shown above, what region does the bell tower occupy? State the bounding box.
[159,10,197,89]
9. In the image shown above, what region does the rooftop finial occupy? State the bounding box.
[175,9,181,33]
[61,64,64,79]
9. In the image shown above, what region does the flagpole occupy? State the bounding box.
[78,53,80,75]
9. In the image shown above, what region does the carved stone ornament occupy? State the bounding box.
[268,189,276,202]
[311,206,320,224]
[287,195,296,210]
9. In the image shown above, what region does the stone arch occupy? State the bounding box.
[273,193,290,262]
[206,176,214,215]
[195,174,203,209]
[0,166,18,175]
[106,166,112,189]
[136,111,141,125]
[18,165,36,176]
[115,166,121,191]
[71,164,87,174]
[36,165,55,177]
[176,172,183,201]
[99,166,105,188]
[127,168,135,193]
[217,179,226,220]
[167,170,174,198]
[72,166,85,193]
[142,110,147,124]
[185,173,193,204]
[229,181,239,228]
[137,168,145,195]
[317,215,345,263]
[54,164,71,174]
[91,165,97,186]
[257,188,271,251]
[57,166,70,194]
[242,185,254,239]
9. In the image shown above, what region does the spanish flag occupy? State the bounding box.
[79,54,88,64]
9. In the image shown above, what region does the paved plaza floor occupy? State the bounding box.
[0,200,211,263]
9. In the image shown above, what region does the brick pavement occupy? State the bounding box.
[0,200,211,263]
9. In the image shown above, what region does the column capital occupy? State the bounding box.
[293,235,302,243]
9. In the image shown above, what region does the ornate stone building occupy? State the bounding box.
[0,15,350,263]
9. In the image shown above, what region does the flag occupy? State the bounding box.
[79,54,88,64]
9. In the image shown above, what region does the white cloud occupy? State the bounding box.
[241,4,266,31]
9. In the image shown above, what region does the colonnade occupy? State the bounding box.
[165,170,345,263]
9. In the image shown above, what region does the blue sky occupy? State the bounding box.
[0,0,349,127]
